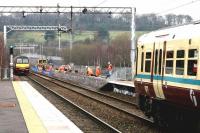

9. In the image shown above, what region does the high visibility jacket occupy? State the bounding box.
[59,66,65,72]
[95,67,101,77]
[87,67,93,76]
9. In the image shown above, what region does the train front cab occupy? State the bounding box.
[14,57,30,75]
[135,37,200,130]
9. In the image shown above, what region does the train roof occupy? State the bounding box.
[138,21,200,45]
[14,56,29,59]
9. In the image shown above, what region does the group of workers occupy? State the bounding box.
[86,61,113,78]
[37,59,113,78]
[58,64,72,73]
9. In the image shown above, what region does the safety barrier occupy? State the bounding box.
[72,66,132,81]
[53,71,107,89]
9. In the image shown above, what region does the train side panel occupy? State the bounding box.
[135,23,200,129]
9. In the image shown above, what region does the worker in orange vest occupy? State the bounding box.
[95,65,101,77]
[107,61,113,78]
[59,65,65,72]
[86,66,94,76]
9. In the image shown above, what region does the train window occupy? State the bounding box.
[187,49,198,76]
[16,58,22,64]
[154,50,158,74]
[176,50,185,58]
[145,52,151,73]
[39,60,43,64]
[141,52,144,72]
[23,59,29,64]
[188,49,198,58]
[146,52,151,59]
[166,50,174,74]
[187,60,197,76]
[43,60,47,63]
[145,60,151,72]
[167,51,173,58]
[176,60,184,75]
[166,60,173,74]
[158,49,162,74]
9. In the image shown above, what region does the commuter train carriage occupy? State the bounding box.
[14,56,29,75]
[38,59,47,65]
[37,58,48,72]
[134,21,200,129]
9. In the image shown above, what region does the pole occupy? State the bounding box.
[69,6,73,63]
[3,26,6,48]
[3,26,8,79]
[10,46,13,80]
[131,7,136,80]
[58,24,61,51]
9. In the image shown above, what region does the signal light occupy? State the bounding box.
[10,46,13,55]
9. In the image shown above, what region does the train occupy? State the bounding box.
[14,56,30,75]
[37,58,48,72]
[134,21,200,130]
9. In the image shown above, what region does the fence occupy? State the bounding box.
[72,65,132,81]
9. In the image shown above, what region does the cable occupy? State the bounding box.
[94,0,108,7]
[156,0,200,15]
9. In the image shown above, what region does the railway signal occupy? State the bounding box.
[9,45,15,80]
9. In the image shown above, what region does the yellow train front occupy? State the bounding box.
[14,56,30,75]
[37,59,48,72]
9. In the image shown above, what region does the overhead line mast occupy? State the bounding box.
[0,6,132,14]
[1,6,135,80]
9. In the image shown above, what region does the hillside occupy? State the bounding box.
[6,31,147,46]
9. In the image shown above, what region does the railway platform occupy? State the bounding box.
[0,81,83,133]
[101,80,135,96]
[52,71,135,96]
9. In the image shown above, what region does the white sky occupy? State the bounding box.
[0,0,200,20]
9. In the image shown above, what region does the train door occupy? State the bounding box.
[152,42,165,99]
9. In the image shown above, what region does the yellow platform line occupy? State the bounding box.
[12,81,47,133]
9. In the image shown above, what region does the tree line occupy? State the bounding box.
[0,13,193,32]
[62,33,131,67]
[2,13,193,66]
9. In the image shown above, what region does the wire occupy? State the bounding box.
[156,0,200,15]
[94,0,108,7]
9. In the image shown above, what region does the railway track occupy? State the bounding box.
[46,73,136,106]
[28,72,158,132]
[26,75,121,133]
[32,72,151,121]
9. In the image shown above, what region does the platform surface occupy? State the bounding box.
[108,80,135,87]
[0,81,28,133]
[13,81,83,133]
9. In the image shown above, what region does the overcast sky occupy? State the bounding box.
[0,0,200,20]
